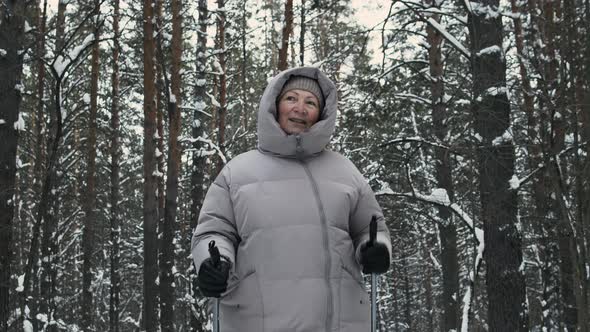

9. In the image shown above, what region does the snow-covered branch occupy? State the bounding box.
[378,183,485,332]
[376,186,481,244]
[398,0,471,59]
[378,136,452,152]
[393,93,432,105]
[179,105,212,118]
[425,18,470,59]
[180,136,227,165]
[373,60,430,80]
[52,33,96,78]
[510,140,588,191]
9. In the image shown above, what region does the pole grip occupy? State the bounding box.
[208,240,221,268]
[369,215,377,246]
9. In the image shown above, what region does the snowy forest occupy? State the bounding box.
[0,0,589,331]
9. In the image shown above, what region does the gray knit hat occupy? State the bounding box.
[278,76,325,110]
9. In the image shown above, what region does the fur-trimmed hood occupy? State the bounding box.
[257,67,338,159]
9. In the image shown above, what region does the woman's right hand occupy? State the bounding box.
[197,258,231,298]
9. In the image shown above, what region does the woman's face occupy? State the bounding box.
[277,89,321,135]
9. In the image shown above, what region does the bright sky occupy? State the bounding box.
[47,0,388,21]
[45,0,390,31]
[47,0,59,9]
[45,0,390,62]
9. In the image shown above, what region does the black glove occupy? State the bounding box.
[197,258,231,298]
[360,242,390,274]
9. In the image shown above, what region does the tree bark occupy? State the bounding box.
[153,7,164,326]
[26,2,46,328]
[0,1,28,330]
[109,0,121,331]
[536,1,581,329]
[159,0,182,329]
[403,258,412,330]
[143,0,160,330]
[299,0,305,66]
[425,2,459,330]
[521,1,565,329]
[32,0,47,208]
[277,0,293,71]
[216,0,226,175]
[265,0,278,70]
[576,2,590,328]
[20,1,68,329]
[466,0,528,329]
[154,4,165,309]
[190,0,209,330]
[80,3,101,330]
[240,0,249,138]
[563,1,589,329]
[423,246,434,332]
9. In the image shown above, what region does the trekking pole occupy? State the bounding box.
[369,216,378,332]
[371,273,377,332]
[208,241,221,332]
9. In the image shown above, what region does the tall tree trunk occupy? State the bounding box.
[0,1,28,330]
[33,0,47,212]
[143,0,160,330]
[38,82,58,332]
[576,1,590,328]
[21,1,67,329]
[265,0,278,70]
[521,0,563,328]
[26,2,46,328]
[299,0,305,66]
[391,258,399,332]
[537,1,581,329]
[425,2,459,330]
[509,0,534,121]
[154,5,165,313]
[215,0,226,175]
[240,0,249,138]
[563,1,589,329]
[511,0,554,329]
[80,4,101,329]
[277,0,293,71]
[403,257,412,330]
[539,4,578,327]
[423,246,434,332]
[466,0,528,329]
[576,0,590,310]
[154,0,164,221]
[160,0,182,329]
[154,1,165,316]
[109,0,121,331]
[190,0,209,330]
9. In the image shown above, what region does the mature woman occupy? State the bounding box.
[192,66,391,331]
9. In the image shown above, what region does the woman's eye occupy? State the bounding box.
[306,100,317,107]
[286,96,296,101]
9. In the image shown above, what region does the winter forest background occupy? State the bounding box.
[0,0,589,331]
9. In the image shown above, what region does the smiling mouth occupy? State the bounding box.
[289,118,307,125]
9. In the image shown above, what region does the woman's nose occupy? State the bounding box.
[293,101,306,114]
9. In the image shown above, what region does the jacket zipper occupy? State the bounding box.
[296,135,333,332]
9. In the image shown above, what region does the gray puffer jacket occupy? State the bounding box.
[192,67,392,332]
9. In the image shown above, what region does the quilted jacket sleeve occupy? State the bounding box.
[191,165,240,272]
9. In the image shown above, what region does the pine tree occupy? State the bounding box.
[142,0,160,330]
[466,0,528,329]
[108,1,122,330]
[0,1,30,330]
